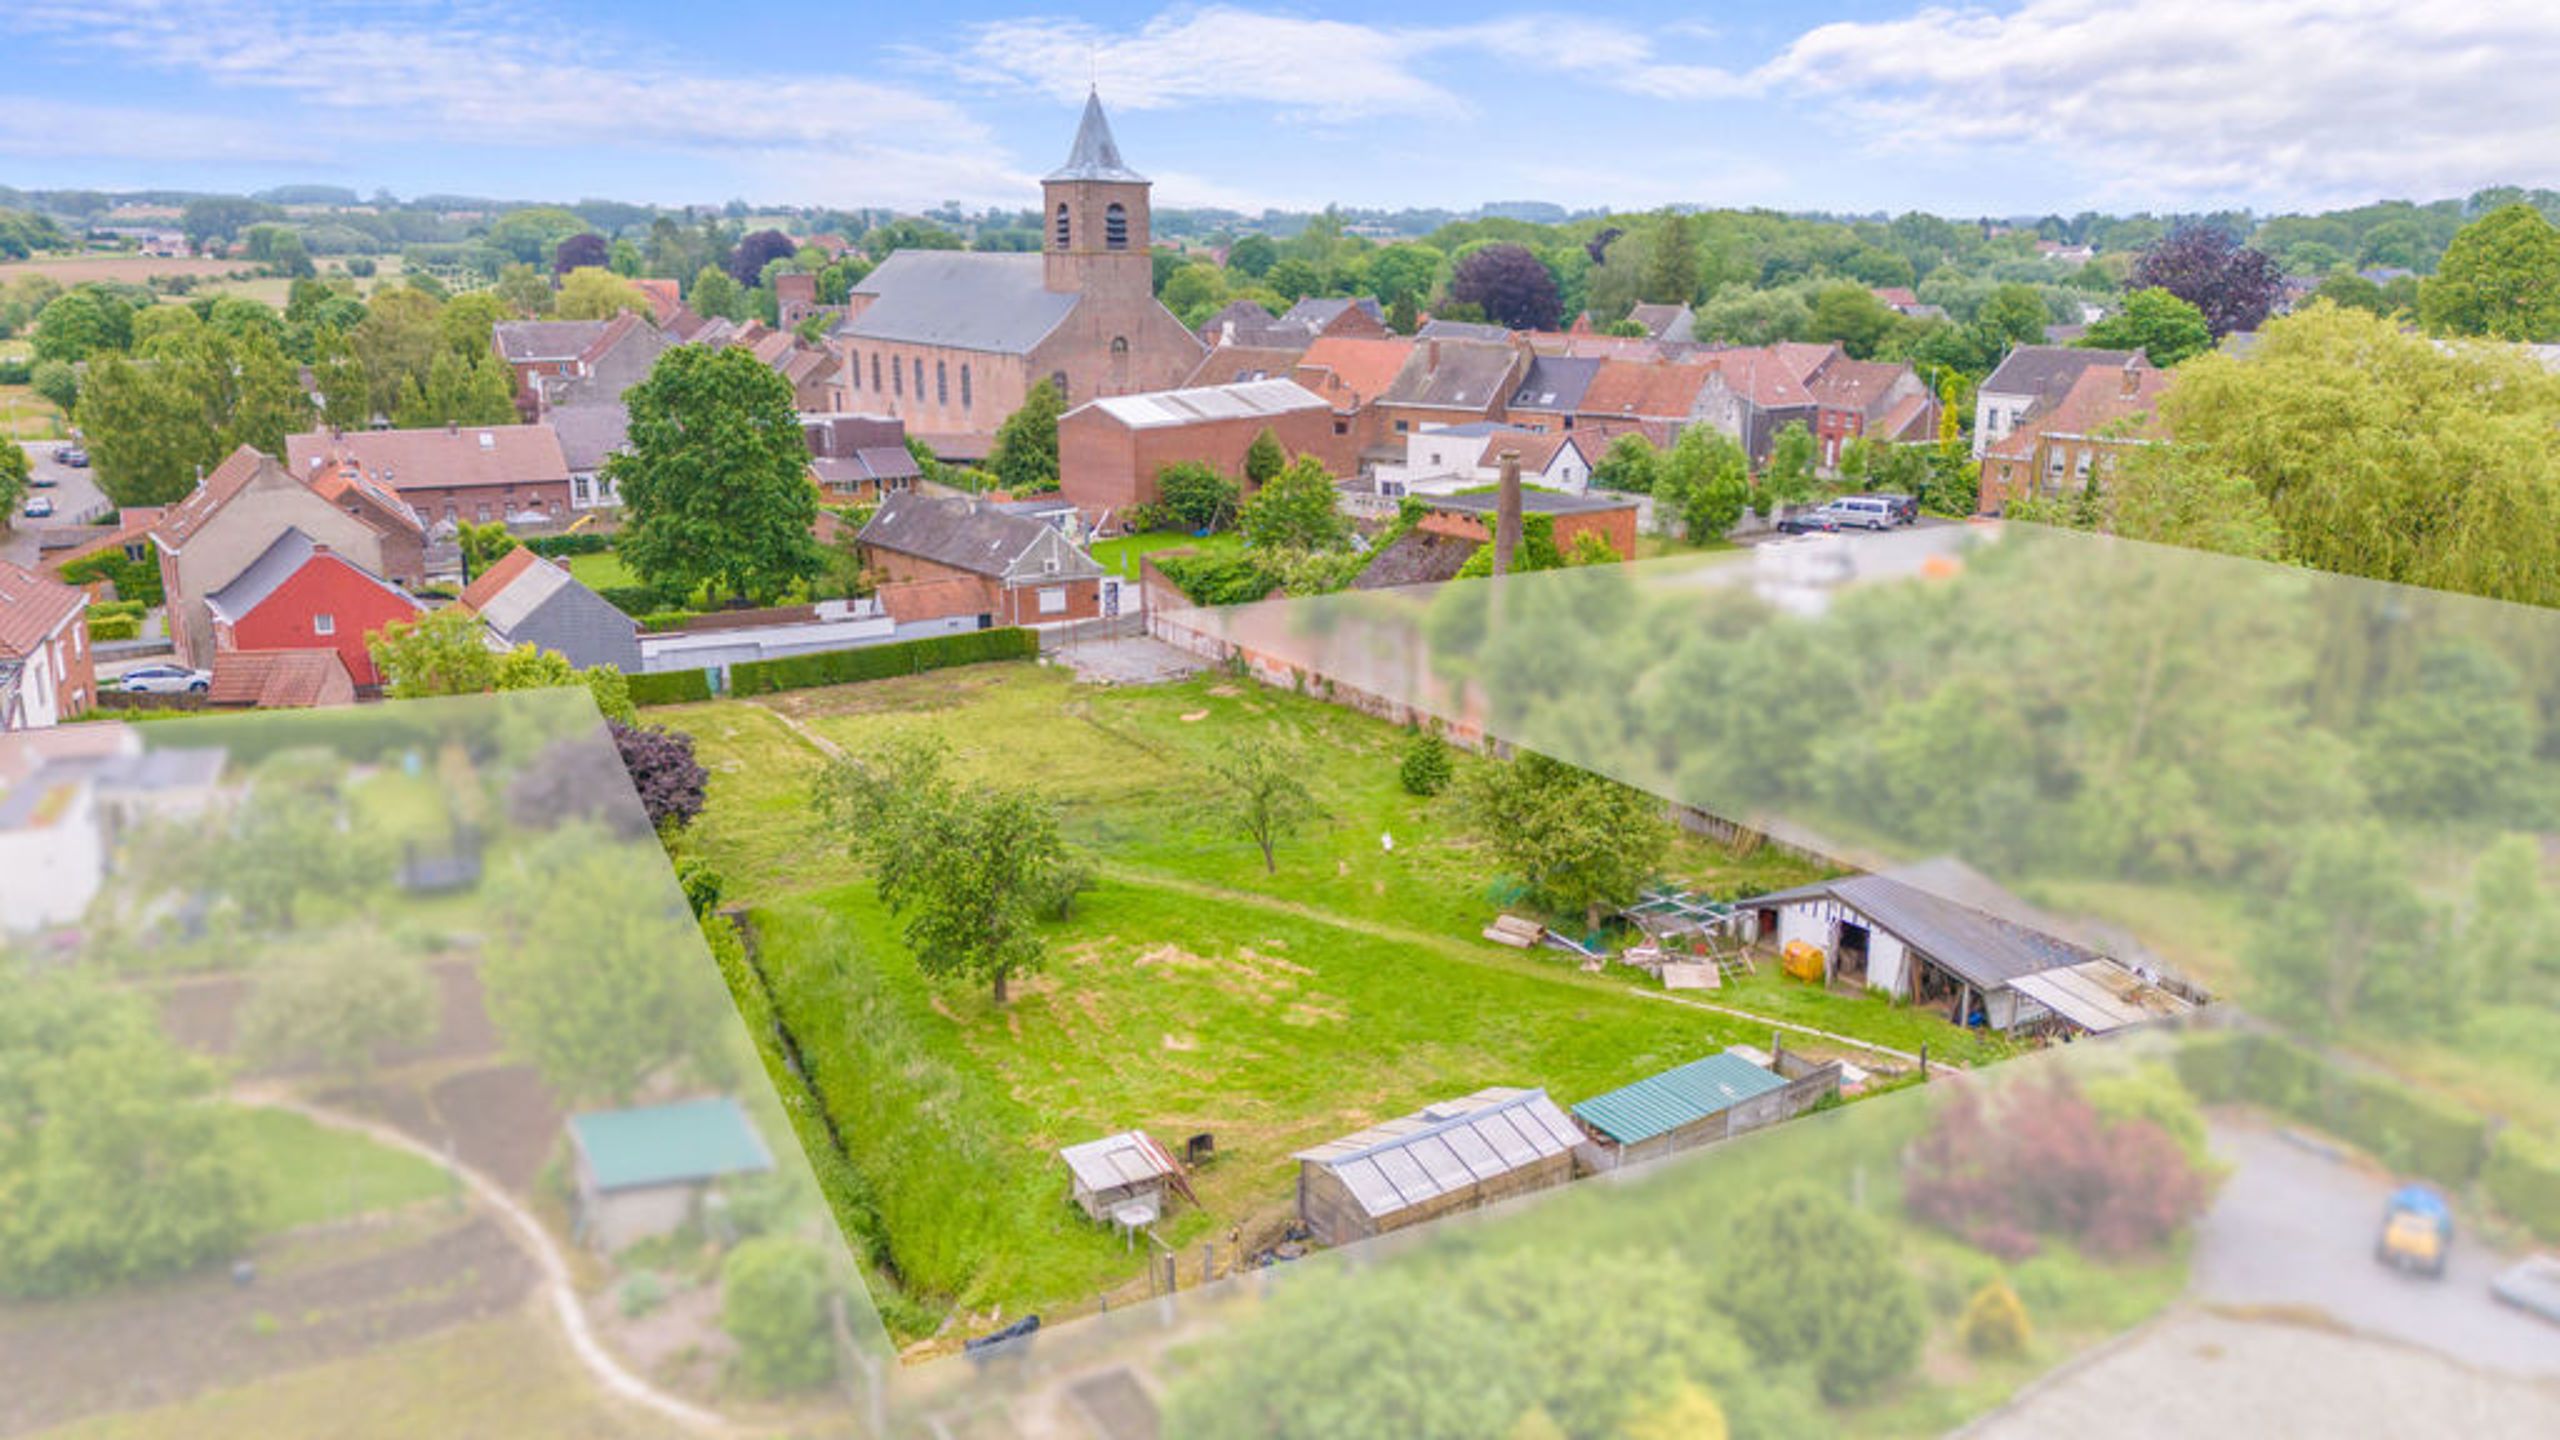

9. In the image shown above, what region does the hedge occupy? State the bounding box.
[728,628,1038,697]
[523,533,612,558]
[639,611,702,634]
[86,613,141,642]
[2173,1030,2489,1185]
[58,550,164,607]
[629,669,713,707]
[2484,1128,2560,1243]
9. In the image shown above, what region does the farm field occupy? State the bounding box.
[0,254,261,288]
[661,660,2005,1336]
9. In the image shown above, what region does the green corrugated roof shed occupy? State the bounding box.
[568,1096,774,1192]
[1571,1053,1789,1145]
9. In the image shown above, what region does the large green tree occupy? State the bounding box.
[2420,203,2560,341]
[1238,455,1349,552]
[1708,1182,1924,1403]
[349,286,446,419]
[76,353,223,508]
[1462,751,1671,930]
[609,344,821,605]
[2081,287,2214,365]
[817,736,1075,1005]
[989,378,1064,495]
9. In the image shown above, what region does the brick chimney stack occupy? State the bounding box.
[1492,448,1523,577]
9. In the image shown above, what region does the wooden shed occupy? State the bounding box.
[1060,1130,1187,1230]
[566,1096,774,1253]
[1292,1087,1580,1246]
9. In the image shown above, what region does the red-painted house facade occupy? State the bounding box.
[205,530,423,688]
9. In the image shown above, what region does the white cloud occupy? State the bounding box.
[1754,0,2560,206]
[6,0,1026,207]
[949,6,1748,119]
[0,99,321,166]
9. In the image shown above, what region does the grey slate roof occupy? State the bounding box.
[1508,355,1602,412]
[471,551,642,672]
[1980,345,2143,406]
[840,252,1079,354]
[494,320,609,364]
[1281,296,1383,328]
[547,403,631,475]
[1046,91,1147,184]
[205,527,318,624]
[1416,319,1514,343]
[1381,339,1520,411]
[858,492,1107,584]
[1750,858,2102,993]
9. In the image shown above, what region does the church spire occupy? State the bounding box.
[1046,89,1147,184]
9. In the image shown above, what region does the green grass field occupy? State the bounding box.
[1087,528,1246,579]
[235,1109,455,1234]
[663,662,2008,1331]
[562,549,638,591]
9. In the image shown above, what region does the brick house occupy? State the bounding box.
[286,425,575,534]
[801,414,924,504]
[829,92,1205,456]
[1576,357,1717,433]
[1806,356,1939,469]
[1688,347,1824,468]
[1972,346,2146,458]
[857,492,1110,628]
[1287,334,1415,456]
[495,319,615,419]
[1414,491,1640,561]
[1058,378,1341,518]
[0,559,94,730]
[1371,338,1530,451]
[1979,361,2173,513]
[1371,423,1594,498]
[1503,356,1604,434]
[204,529,424,687]
[154,446,424,670]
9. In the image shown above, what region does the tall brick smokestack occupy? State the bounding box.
[1493,448,1523,577]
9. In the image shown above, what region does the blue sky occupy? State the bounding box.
[7,1,2559,217]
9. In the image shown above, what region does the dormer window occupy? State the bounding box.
[1104,202,1129,250]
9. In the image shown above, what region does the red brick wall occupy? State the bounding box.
[865,548,1101,624]
[1060,403,1352,517]
[1417,506,1638,561]
[400,480,574,531]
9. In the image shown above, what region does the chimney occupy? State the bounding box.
[2121,361,2141,399]
[1427,339,1441,369]
[447,420,459,435]
[1492,449,1523,577]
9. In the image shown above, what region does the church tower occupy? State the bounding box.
[1042,90,1153,301]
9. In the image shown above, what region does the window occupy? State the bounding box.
[913,358,924,397]
[1053,203,1071,248]
[936,361,948,405]
[1110,336,1129,357]
[871,354,882,391]
[893,359,903,397]
[1104,202,1129,250]
[1394,419,1409,433]
[849,350,861,389]
[313,614,336,637]
[1037,586,1067,615]
[573,475,591,504]
[960,363,972,409]
[1333,420,1348,436]
[475,503,492,522]
[1050,370,1069,402]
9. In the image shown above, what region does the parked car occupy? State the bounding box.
[1775,508,1845,535]
[28,470,56,487]
[2491,1254,2560,1325]
[2375,1184,2452,1277]
[1866,492,1920,525]
[52,445,88,467]
[120,664,210,695]
[1828,496,1900,530]
[21,495,53,519]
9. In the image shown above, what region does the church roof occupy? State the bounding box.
[1045,90,1147,184]
[840,252,1080,354]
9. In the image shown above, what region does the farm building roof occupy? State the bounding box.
[2006,959,2195,1034]
[1570,1052,1788,1145]
[1750,857,2102,993]
[1293,1087,1579,1220]
[568,1096,773,1193]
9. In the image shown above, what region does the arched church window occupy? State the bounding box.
[1053,203,1071,248]
[1105,202,1129,250]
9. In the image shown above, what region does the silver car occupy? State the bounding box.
[1827,496,1899,530]
[120,664,211,694]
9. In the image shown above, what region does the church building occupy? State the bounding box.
[828,93,1205,459]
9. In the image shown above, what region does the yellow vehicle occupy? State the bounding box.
[2377,1185,2452,1278]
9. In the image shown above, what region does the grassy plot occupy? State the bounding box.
[1086,528,1246,579]
[235,1109,455,1234]
[661,662,2023,1330]
[562,550,639,592]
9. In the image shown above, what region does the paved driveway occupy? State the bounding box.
[2194,1119,2558,1378]
[4,441,111,569]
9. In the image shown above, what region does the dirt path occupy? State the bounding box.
[235,1092,736,1437]
[756,703,843,760]
[1100,863,1938,1066]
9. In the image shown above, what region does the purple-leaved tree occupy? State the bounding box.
[1448,244,1562,332]
[2129,227,2284,337]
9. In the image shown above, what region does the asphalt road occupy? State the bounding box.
[3,440,111,570]
[2194,1119,2558,1378]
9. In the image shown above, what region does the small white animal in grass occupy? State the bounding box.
[1380,831,1395,853]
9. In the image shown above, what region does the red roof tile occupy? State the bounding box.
[0,559,87,659]
[207,649,354,708]
[457,545,542,613]
[1292,336,1416,408]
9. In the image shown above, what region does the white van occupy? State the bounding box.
[1828,496,1898,530]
